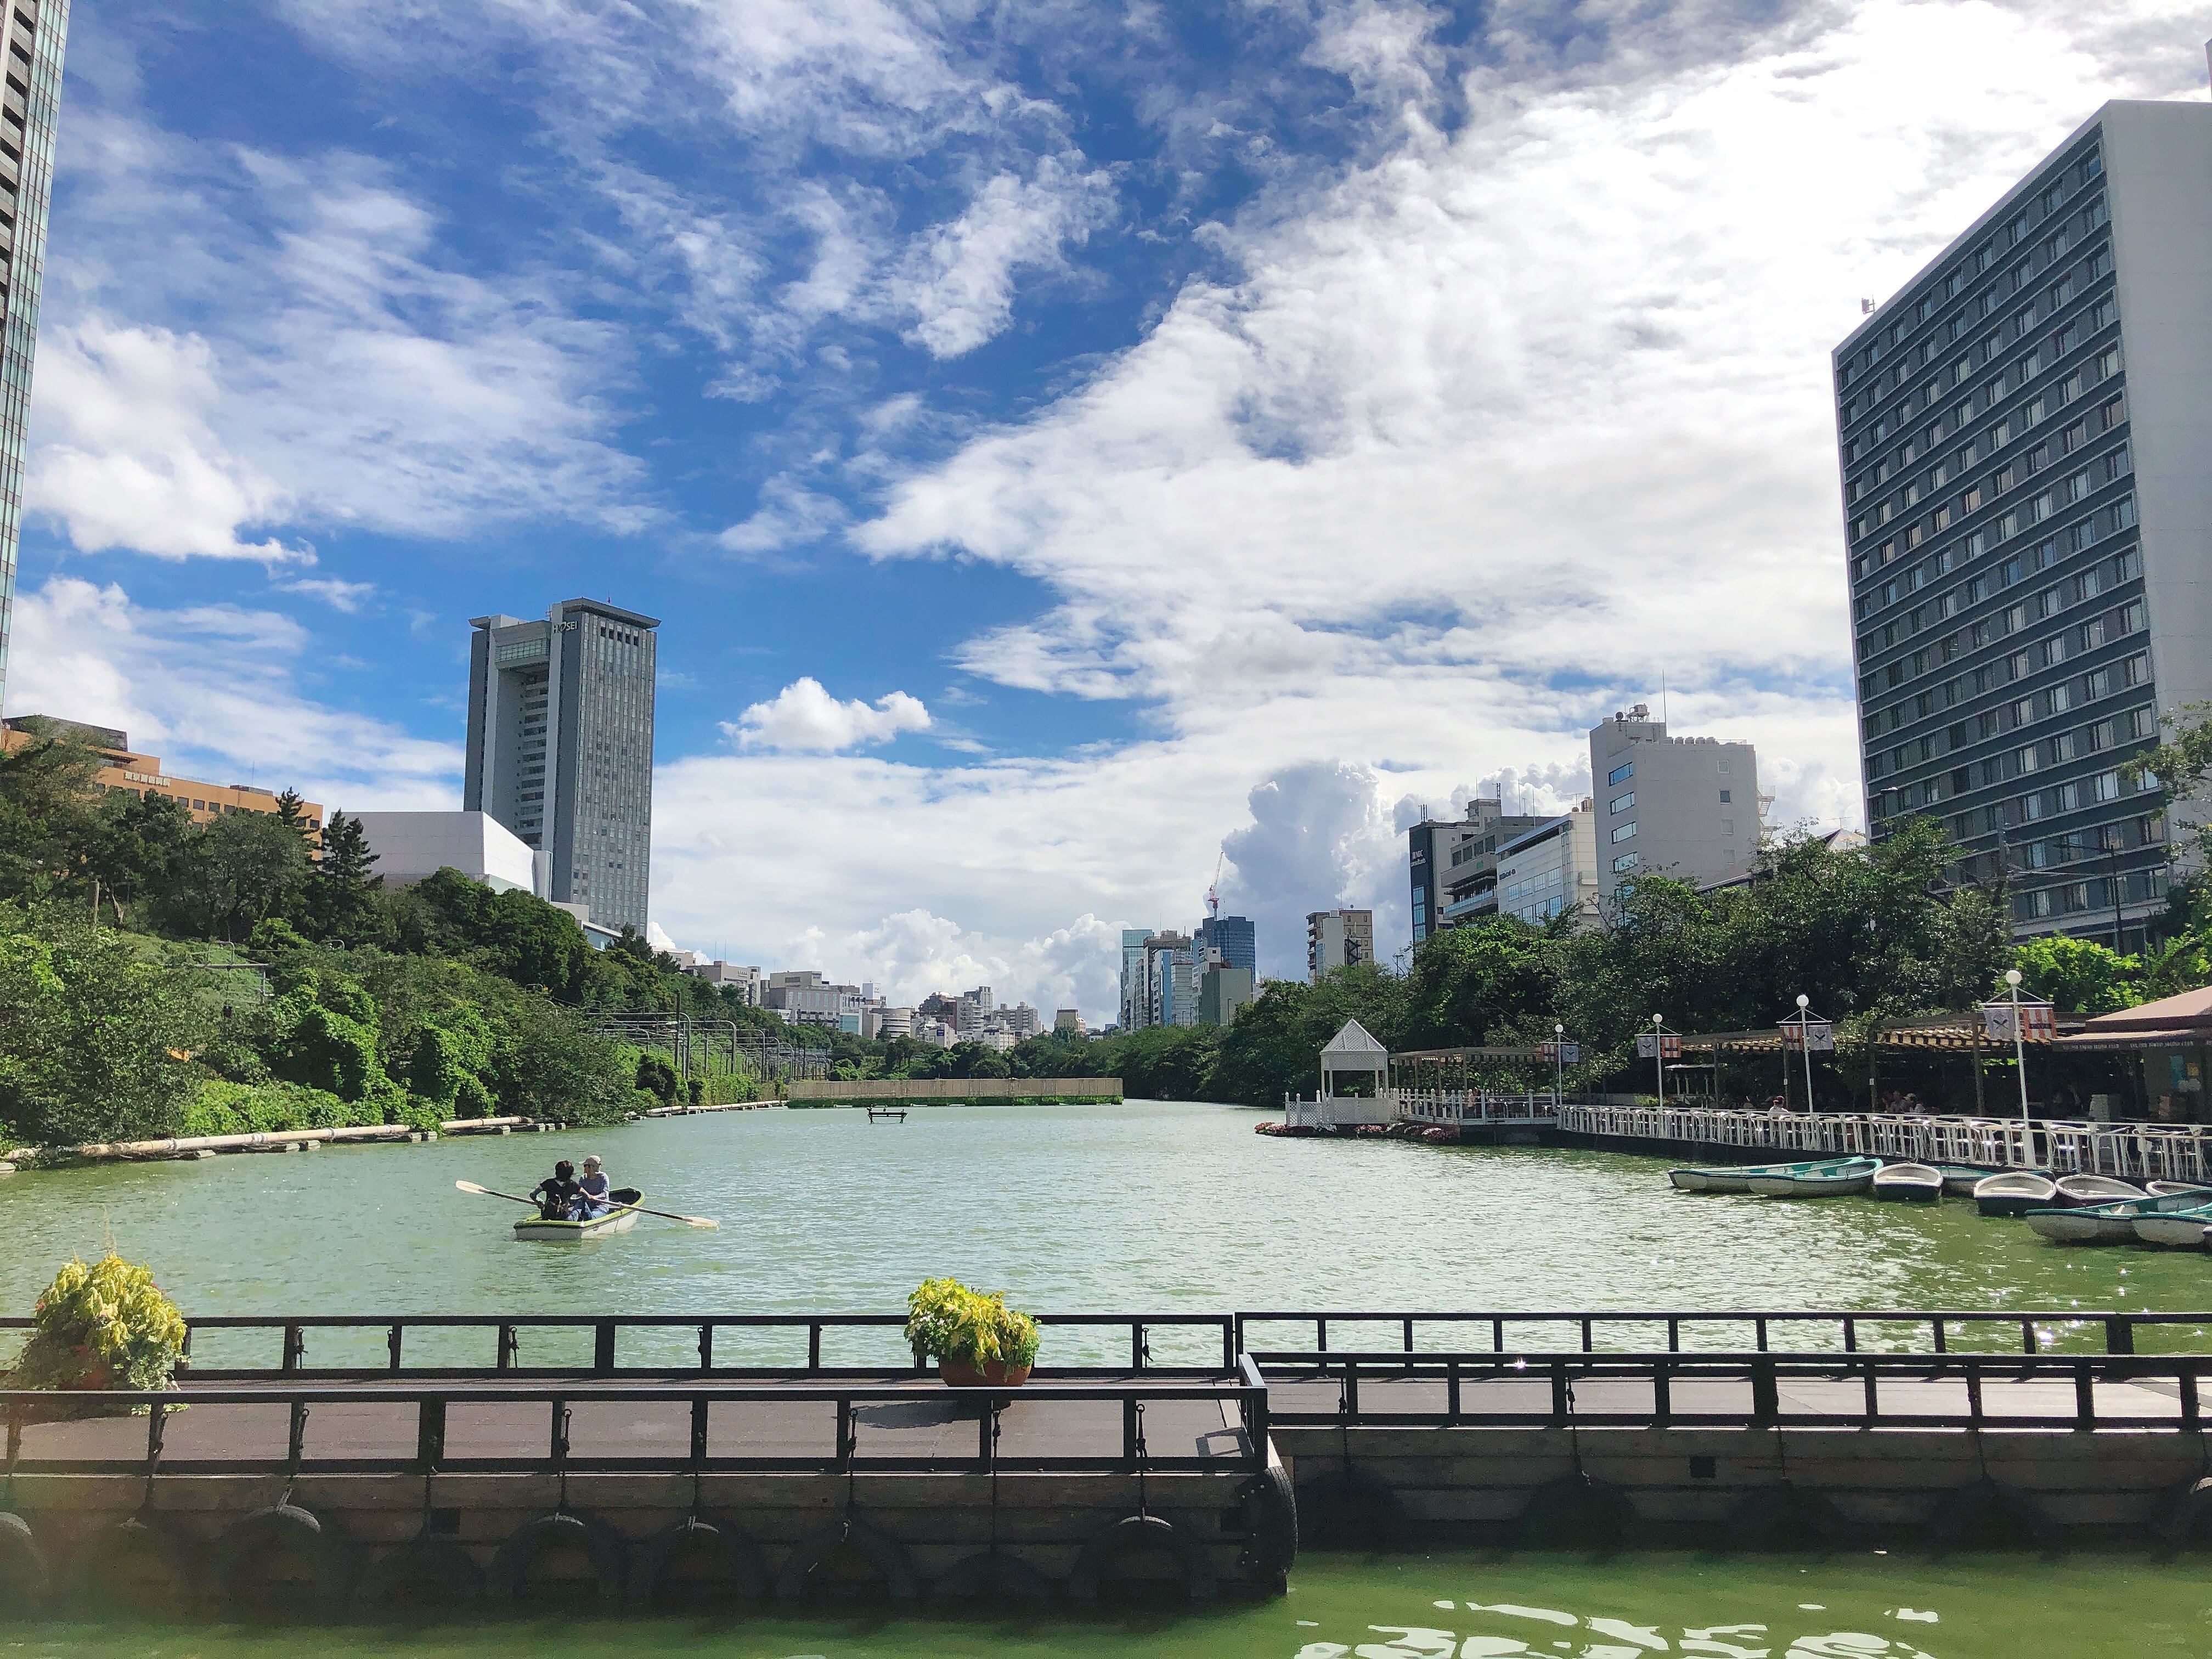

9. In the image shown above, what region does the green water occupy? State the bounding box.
[4,1553,2208,1655]
[5,1101,2208,1651]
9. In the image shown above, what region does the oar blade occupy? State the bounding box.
[455,1180,488,1193]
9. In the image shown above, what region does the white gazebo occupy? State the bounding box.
[1319,1018,1390,1101]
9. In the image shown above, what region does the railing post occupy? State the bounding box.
[2183,1367,2201,1429]
[691,1396,709,1462]
[281,1324,303,1373]
[416,1398,446,1470]
[1446,1359,1461,1421]
[497,1324,517,1370]
[2105,1316,2135,1356]
[145,1399,168,1470]
[1965,1364,1984,1426]
[593,1321,617,1373]
[1652,1361,1672,1426]
[1842,1317,1858,1353]
[2074,1360,2096,1429]
[1131,1322,1146,1371]
[1750,1358,1779,1426]
[808,1323,823,1372]
[551,1400,571,1469]
[698,1324,713,1370]
[287,1398,309,1466]
[1549,1362,1569,1426]
[388,1324,404,1372]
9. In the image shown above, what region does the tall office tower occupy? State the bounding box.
[1835,103,2193,947]
[1118,928,1150,1030]
[1142,930,1195,1026]
[1589,707,1762,906]
[465,600,658,933]
[1195,913,1256,973]
[0,0,67,716]
[1406,800,1551,944]
[1305,909,1374,981]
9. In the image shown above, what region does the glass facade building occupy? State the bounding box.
[1833,102,2209,947]
[465,599,658,934]
[0,0,67,715]
[1195,913,1255,973]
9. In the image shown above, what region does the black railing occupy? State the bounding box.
[2,1369,1267,1476]
[1233,1309,2212,1357]
[1253,1349,2211,1431]
[0,1312,1242,1377]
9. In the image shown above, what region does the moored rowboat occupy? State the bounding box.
[514,1190,644,1242]
[2147,1181,2212,1198]
[2132,1204,2212,1248]
[2028,1189,2208,1244]
[2053,1174,2144,1206]
[1746,1156,1882,1198]
[1973,1172,2058,1217]
[1932,1163,2005,1196]
[1872,1163,1943,1204]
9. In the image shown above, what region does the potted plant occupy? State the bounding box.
[4,1253,187,1419]
[905,1277,1041,1387]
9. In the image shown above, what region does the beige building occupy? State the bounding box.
[2,716,323,840]
[1305,908,1374,981]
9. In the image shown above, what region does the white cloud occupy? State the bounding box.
[278,576,377,612]
[726,678,932,752]
[895,154,1118,358]
[718,480,849,554]
[5,577,459,810]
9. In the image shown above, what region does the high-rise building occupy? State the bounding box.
[1305,909,1374,982]
[1195,913,1256,973]
[0,1,69,717]
[1407,801,1551,944]
[1142,932,1195,1026]
[1835,103,2189,945]
[1119,928,1150,1029]
[465,600,658,934]
[1197,964,1255,1026]
[1589,707,1764,906]
[1496,803,1599,925]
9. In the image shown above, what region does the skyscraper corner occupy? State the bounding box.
[0,0,69,716]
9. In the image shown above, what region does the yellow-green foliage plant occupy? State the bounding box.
[904,1276,1041,1369]
[6,1253,186,1410]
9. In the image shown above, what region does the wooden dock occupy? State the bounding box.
[7,1307,2212,1617]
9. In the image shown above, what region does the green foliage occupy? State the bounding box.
[7,1253,187,1401]
[904,1277,1042,1370]
[636,1049,681,1106]
[2011,934,2143,1014]
[183,1078,364,1136]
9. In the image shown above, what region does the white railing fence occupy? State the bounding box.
[1558,1104,2212,1184]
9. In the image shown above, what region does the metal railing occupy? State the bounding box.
[1561,1103,2212,1182]
[2,1367,1268,1477]
[0,1311,1242,1377]
[1254,1348,2211,1432]
[1395,1090,1560,1125]
[1235,1308,2212,1357]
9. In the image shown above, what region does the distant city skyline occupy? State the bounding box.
[0,4,2198,1020]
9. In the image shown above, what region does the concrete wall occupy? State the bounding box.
[351,810,539,894]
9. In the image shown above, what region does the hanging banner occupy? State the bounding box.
[1780,1020,1835,1052]
[1983,1002,2056,1042]
[1541,1041,1582,1064]
[1638,1033,1683,1060]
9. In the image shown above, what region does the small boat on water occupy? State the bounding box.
[2133,1203,2212,1248]
[1932,1163,2005,1196]
[1973,1172,2058,1217]
[2028,1189,2209,1244]
[2053,1174,2144,1206]
[1746,1156,1882,1198]
[514,1189,645,1242]
[2147,1181,2212,1198]
[1668,1165,1757,1193]
[1872,1163,1944,1204]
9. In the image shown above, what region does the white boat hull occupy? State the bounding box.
[2134,1213,2212,1248]
[1669,1169,1751,1193]
[2055,1176,2145,1206]
[1872,1164,1943,1204]
[2028,1210,2130,1243]
[514,1204,642,1242]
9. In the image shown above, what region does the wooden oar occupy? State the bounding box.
[454,1180,719,1229]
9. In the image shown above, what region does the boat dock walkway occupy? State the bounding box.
[8,1308,2212,1618]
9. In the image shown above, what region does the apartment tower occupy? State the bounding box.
[1835,103,2196,946]
[465,600,658,933]
[0,0,67,714]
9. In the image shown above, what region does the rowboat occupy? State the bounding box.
[1973,1172,2058,1217]
[1746,1156,1882,1198]
[1872,1163,1943,1204]
[2053,1174,2143,1206]
[514,1190,644,1242]
[2133,1204,2212,1248]
[2147,1181,2212,1198]
[1669,1166,1756,1193]
[2027,1189,2208,1244]
[1932,1163,2005,1196]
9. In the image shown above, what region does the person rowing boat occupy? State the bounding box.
[528,1160,579,1221]
[573,1154,612,1220]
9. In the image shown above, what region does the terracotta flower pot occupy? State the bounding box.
[937,1357,1032,1389]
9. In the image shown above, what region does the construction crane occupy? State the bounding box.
[1206,850,1223,921]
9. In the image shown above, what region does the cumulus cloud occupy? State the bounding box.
[5,577,459,809]
[726,678,932,752]
[1218,761,1408,977]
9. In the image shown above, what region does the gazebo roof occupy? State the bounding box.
[1321,1018,1387,1058]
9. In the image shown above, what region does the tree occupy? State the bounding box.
[1401,917,1556,1049]
[160,814,312,941]
[2011,934,2140,1014]
[0,725,103,902]
[307,811,386,944]
[273,789,313,840]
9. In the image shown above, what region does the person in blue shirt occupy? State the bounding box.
[573,1154,612,1219]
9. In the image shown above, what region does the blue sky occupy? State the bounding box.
[6,0,2203,1017]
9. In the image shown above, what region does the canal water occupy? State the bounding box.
[5,1099,2209,1652]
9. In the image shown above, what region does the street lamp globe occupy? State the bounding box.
[2005,968,2023,988]
[1796,993,1809,1009]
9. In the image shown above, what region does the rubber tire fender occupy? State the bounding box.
[1067,1513,1216,1605]
[351,1537,484,1616]
[628,1516,769,1610]
[0,1512,48,1616]
[2153,1475,2212,1549]
[67,1515,198,1618]
[212,1503,350,1613]
[1238,1460,1299,1584]
[486,1513,628,1609]
[1516,1472,1638,1549]
[930,1549,1057,1605]
[774,1512,918,1604]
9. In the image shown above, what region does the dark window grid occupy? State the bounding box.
[1839,285,2123,512]
[1880,730,2161,816]
[1858,616,2149,753]
[1852,526,2140,668]
[1836,225,2113,448]
[1860,652,2153,798]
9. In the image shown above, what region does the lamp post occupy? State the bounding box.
[1652,1013,1666,1108]
[2005,967,2029,1122]
[1554,1021,1565,1108]
[1795,993,1817,1116]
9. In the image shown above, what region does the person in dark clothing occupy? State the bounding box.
[529,1161,579,1221]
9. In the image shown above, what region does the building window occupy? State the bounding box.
[1610,791,1634,814]
[1612,851,1639,873]
[1610,821,1638,844]
[1719,789,1732,804]
[1722,819,1736,836]
[1607,761,1633,786]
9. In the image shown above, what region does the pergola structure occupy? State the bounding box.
[1661,1009,2090,1112]
[1389,1046,1548,1093]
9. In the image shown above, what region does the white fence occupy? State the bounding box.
[1559,1104,2212,1184]
[1395,1089,1560,1127]
[1283,1096,1393,1129]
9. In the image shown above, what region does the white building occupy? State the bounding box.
[1589,708,1764,907]
[1305,910,1374,982]
[1496,803,1600,925]
[351,810,545,897]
